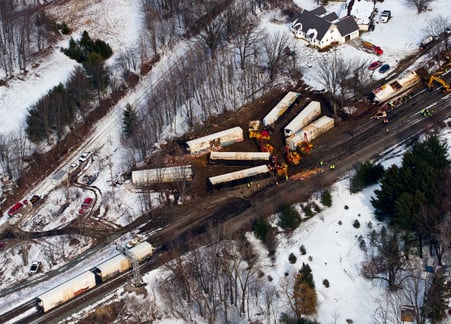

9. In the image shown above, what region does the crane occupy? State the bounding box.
[299,133,313,154]
[427,75,451,92]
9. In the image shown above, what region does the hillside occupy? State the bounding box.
[0,0,450,323]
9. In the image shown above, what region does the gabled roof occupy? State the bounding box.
[322,12,339,22]
[293,9,332,41]
[335,16,359,36]
[310,6,327,16]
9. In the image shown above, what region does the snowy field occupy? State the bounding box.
[0,0,450,322]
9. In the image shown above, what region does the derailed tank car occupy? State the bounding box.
[208,165,271,189]
[36,271,96,312]
[209,151,271,165]
[185,126,244,155]
[286,116,335,151]
[284,101,321,137]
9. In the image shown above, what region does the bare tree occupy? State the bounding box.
[362,227,409,290]
[424,15,449,57]
[351,56,371,95]
[408,0,434,13]
[233,20,261,70]
[317,51,352,119]
[373,291,404,324]
[199,17,224,58]
[262,31,291,81]
[120,293,162,322]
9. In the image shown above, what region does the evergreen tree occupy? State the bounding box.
[371,136,449,232]
[25,83,75,144]
[298,263,315,289]
[254,217,272,240]
[292,263,317,317]
[122,103,137,137]
[278,204,301,230]
[84,52,110,100]
[424,272,451,322]
[350,161,384,193]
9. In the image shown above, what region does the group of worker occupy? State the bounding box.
[420,108,433,117]
[320,161,335,170]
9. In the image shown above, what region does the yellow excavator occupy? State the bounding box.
[427,75,451,92]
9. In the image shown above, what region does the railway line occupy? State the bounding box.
[1,4,450,317]
[1,87,449,322]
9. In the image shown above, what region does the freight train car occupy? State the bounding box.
[132,165,193,186]
[186,126,244,154]
[36,242,154,313]
[263,92,301,127]
[286,116,335,151]
[93,241,154,283]
[93,254,131,283]
[128,241,154,262]
[36,271,97,312]
[284,101,321,137]
[369,70,419,104]
[208,165,271,188]
[209,151,271,165]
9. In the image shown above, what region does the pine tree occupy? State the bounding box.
[293,264,317,317]
[122,103,137,137]
[424,272,451,322]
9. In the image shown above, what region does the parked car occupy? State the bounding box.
[30,195,41,207]
[379,64,390,74]
[82,197,94,207]
[446,26,451,35]
[79,151,91,163]
[380,10,391,23]
[79,206,89,215]
[29,261,41,274]
[368,61,383,70]
[8,202,24,216]
[69,161,79,171]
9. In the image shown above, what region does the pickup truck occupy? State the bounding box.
[380,10,391,23]
[420,35,438,50]
[362,41,383,56]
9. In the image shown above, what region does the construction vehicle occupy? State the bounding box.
[362,41,383,56]
[427,75,451,92]
[276,163,288,178]
[298,132,313,154]
[249,129,270,140]
[259,137,273,153]
[285,146,301,165]
[270,156,288,178]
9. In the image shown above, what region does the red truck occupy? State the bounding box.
[362,41,383,56]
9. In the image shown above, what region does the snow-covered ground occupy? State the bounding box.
[0,0,450,321]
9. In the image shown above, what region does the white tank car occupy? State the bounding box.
[36,242,154,312]
[36,271,96,312]
[94,241,154,282]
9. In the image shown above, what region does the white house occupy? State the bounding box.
[290,6,360,49]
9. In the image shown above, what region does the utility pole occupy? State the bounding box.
[116,244,143,287]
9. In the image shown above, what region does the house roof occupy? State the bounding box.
[310,6,327,16]
[335,16,359,36]
[292,7,360,43]
[293,9,332,41]
[322,12,339,22]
